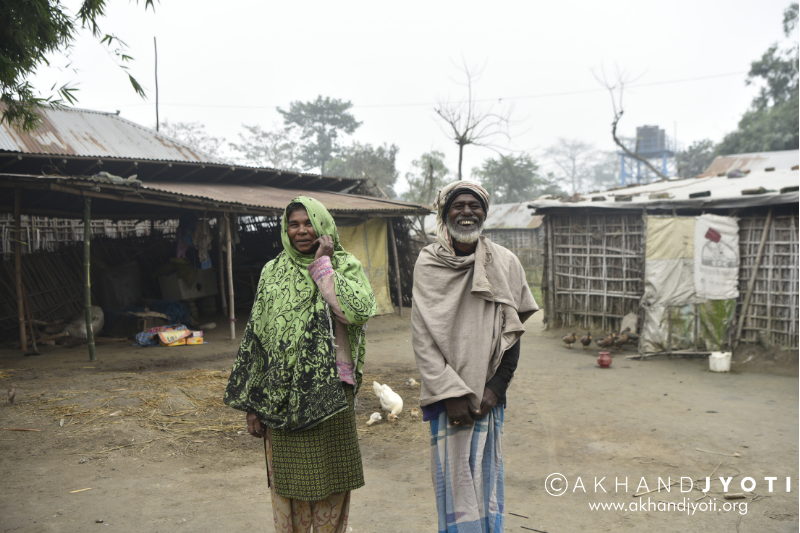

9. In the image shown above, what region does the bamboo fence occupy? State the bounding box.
[483,228,544,287]
[737,213,799,348]
[0,214,177,257]
[0,235,178,344]
[545,212,644,332]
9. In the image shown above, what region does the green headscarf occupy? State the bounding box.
[224,196,377,431]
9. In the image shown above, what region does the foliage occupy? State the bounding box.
[229,124,301,170]
[159,120,227,161]
[402,151,450,205]
[676,139,716,178]
[471,153,553,203]
[325,142,400,197]
[277,96,361,174]
[718,3,798,155]
[1,0,154,131]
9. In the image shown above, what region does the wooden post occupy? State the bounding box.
[84,197,97,362]
[735,208,774,347]
[22,284,38,354]
[217,216,228,316]
[14,188,27,351]
[225,213,235,340]
[546,217,557,329]
[387,219,403,317]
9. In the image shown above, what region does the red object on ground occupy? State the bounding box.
[597,351,612,368]
[705,228,721,242]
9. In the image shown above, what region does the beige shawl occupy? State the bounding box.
[412,236,539,409]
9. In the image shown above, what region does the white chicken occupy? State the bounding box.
[405,378,420,387]
[366,412,382,426]
[372,381,403,416]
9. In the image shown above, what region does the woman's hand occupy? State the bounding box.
[314,235,335,260]
[246,412,266,438]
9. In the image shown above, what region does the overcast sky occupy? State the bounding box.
[32,0,794,193]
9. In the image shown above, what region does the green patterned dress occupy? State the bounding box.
[224,196,377,500]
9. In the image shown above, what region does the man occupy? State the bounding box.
[412,181,538,533]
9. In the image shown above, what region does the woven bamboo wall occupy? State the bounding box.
[546,213,645,331]
[737,214,799,348]
[483,228,544,268]
[0,214,178,256]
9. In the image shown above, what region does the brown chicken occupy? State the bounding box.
[580,332,592,350]
[562,332,578,348]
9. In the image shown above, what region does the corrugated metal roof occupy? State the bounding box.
[699,149,799,177]
[529,168,799,211]
[421,201,543,233]
[0,104,224,163]
[143,182,431,214]
[483,202,543,229]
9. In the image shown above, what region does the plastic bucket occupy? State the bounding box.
[709,352,732,372]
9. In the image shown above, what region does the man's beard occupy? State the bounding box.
[446,216,484,244]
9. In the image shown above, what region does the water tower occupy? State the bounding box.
[619,125,676,185]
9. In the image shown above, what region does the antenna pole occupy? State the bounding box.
[154,37,159,131]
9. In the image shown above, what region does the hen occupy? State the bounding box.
[372,381,403,416]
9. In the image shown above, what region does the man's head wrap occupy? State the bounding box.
[432,180,490,254]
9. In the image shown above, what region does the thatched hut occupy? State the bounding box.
[529,150,798,353]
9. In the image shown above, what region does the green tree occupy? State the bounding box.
[402,151,450,234]
[277,96,362,174]
[472,153,551,204]
[403,151,450,205]
[676,139,716,178]
[1,0,153,131]
[717,3,798,154]
[160,120,227,162]
[229,124,301,170]
[325,142,400,197]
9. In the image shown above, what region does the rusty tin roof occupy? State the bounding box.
[0,105,221,163]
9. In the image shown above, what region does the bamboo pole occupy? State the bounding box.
[14,187,27,351]
[546,217,557,328]
[22,284,39,355]
[387,219,403,317]
[735,208,774,348]
[217,216,228,316]
[84,197,97,362]
[225,213,235,340]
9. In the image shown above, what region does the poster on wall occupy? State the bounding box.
[694,214,740,300]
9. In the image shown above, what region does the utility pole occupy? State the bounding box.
[154,37,159,131]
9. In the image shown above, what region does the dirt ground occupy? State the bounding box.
[0,310,797,533]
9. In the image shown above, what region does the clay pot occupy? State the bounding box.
[597,351,612,368]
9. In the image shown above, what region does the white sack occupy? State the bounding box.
[694,214,740,300]
[64,306,105,339]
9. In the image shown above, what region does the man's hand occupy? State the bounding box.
[246,412,266,438]
[313,235,335,261]
[445,396,475,427]
[471,387,499,420]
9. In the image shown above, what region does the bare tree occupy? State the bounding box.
[435,59,513,180]
[593,65,667,180]
[544,139,596,194]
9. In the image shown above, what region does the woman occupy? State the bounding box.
[224,196,377,533]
